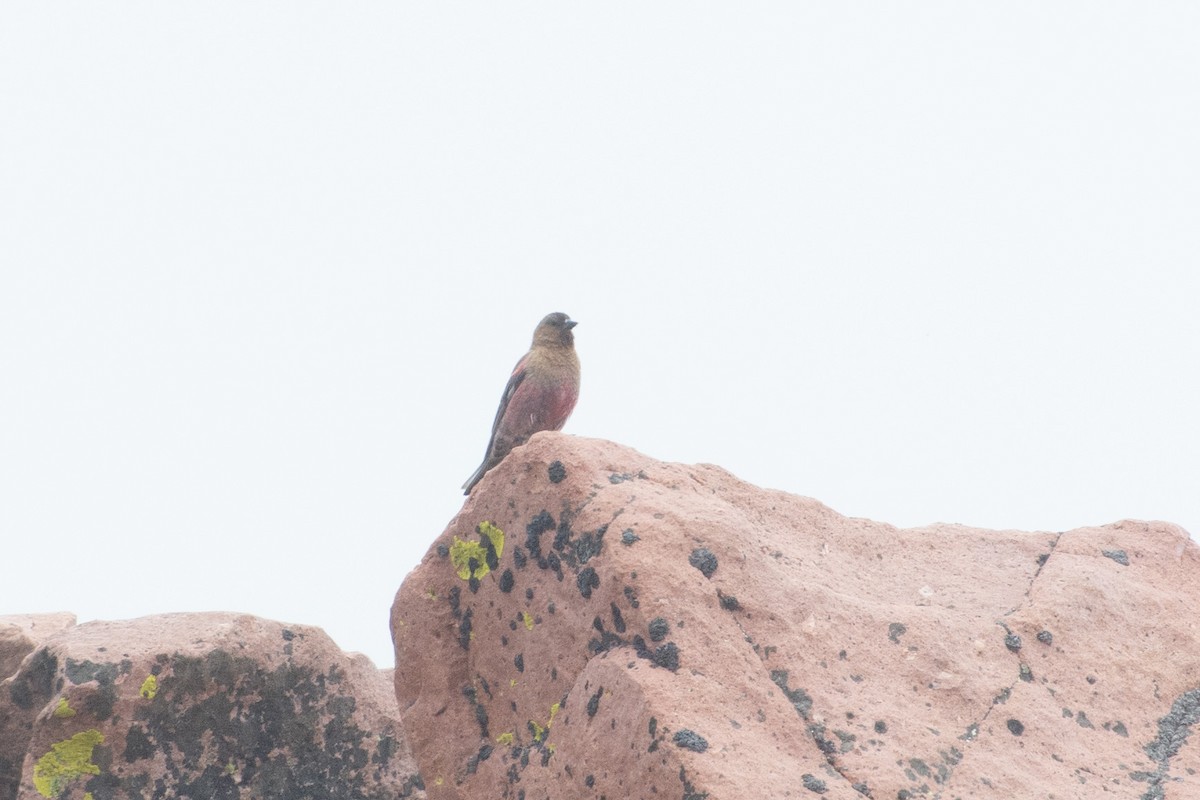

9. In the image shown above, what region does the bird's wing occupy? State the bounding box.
[487,353,529,444]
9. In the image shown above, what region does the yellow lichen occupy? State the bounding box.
[139,675,158,700]
[478,521,504,559]
[52,698,76,719]
[528,702,562,744]
[521,611,534,631]
[496,732,514,746]
[449,521,506,581]
[32,729,104,798]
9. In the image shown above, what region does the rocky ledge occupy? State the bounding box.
[0,612,423,800]
[392,432,1199,800]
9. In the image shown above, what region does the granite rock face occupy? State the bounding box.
[0,613,423,800]
[391,432,1199,800]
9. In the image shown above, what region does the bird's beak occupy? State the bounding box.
[565,319,578,330]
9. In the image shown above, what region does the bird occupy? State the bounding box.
[462,312,581,494]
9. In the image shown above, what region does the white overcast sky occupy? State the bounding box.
[2,5,1197,668]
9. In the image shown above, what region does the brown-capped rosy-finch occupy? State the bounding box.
[462,312,581,494]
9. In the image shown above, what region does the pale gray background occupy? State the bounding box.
[2,5,1197,668]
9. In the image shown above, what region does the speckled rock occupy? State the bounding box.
[0,613,424,800]
[390,432,1200,800]
[0,615,76,682]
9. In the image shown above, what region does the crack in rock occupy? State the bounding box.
[1131,687,1200,799]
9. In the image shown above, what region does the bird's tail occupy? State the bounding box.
[462,461,488,495]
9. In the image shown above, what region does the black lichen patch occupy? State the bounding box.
[809,723,837,756]
[888,623,907,644]
[1007,719,1024,736]
[770,670,813,718]
[463,685,490,738]
[679,767,709,800]
[648,617,670,642]
[1076,711,1095,729]
[586,687,603,718]
[576,567,600,599]
[499,569,515,593]
[120,648,409,799]
[623,585,640,608]
[1037,630,1053,645]
[512,546,528,569]
[874,720,887,734]
[673,729,708,753]
[651,642,680,672]
[514,653,524,673]
[718,592,740,611]
[8,648,57,710]
[65,659,119,686]
[586,621,625,656]
[464,743,494,776]
[458,609,474,650]
[1004,634,1022,652]
[1102,549,1130,566]
[479,524,501,571]
[1133,687,1200,799]
[899,747,963,794]
[65,659,120,721]
[621,528,639,545]
[554,514,607,569]
[688,548,717,578]
[525,511,556,562]
[374,734,398,767]
[610,603,626,633]
[123,724,155,762]
[548,460,567,483]
[436,543,449,558]
[644,716,666,753]
[802,773,827,794]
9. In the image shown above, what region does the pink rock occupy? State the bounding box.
[391,433,1199,800]
[0,614,76,681]
[0,612,424,799]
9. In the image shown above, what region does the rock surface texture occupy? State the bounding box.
[0,613,424,800]
[391,432,1200,800]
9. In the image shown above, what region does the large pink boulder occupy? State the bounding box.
[391,433,1198,800]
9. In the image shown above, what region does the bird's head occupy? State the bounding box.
[533,312,578,348]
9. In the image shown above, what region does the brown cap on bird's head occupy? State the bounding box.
[533,312,577,349]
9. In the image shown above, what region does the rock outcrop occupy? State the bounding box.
[391,433,1200,800]
[0,616,76,687]
[0,613,423,800]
